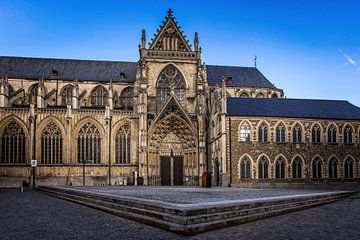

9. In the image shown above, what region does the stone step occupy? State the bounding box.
[35,186,358,235]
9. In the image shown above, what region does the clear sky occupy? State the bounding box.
[0,0,359,105]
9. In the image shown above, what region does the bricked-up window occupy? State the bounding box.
[276,123,286,143]
[77,122,101,164]
[239,122,251,142]
[119,87,133,110]
[258,156,269,179]
[311,124,321,143]
[344,157,354,179]
[61,84,73,106]
[258,122,268,143]
[240,157,251,179]
[344,125,353,144]
[327,125,337,143]
[156,65,186,111]
[275,157,286,179]
[41,122,63,164]
[292,123,303,143]
[312,157,322,179]
[115,123,131,164]
[292,157,303,179]
[91,85,108,106]
[0,121,26,164]
[328,157,338,179]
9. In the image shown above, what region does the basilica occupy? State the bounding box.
[1,9,359,188]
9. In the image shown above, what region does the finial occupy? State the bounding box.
[141,29,146,49]
[168,8,173,17]
[194,32,199,51]
[254,55,257,68]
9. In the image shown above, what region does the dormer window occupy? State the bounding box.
[120,72,126,79]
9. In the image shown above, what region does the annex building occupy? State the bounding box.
[1,9,359,188]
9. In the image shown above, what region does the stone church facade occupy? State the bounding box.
[0,9,359,188]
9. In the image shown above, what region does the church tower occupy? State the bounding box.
[135,9,208,186]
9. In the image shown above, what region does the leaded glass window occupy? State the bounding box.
[258,156,269,179]
[239,122,251,142]
[292,123,302,143]
[312,124,321,143]
[41,122,63,164]
[312,157,322,179]
[276,123,286,143]
[91,86,108,106]
[344,158,354,179]
[61,84,73,106]
[77,122,101,164]
[119,87,133,110]
[115,123,131,164]
[328,125,337,143]
[156,65,186,110]
[240,157,251,179]
[292,157,303,179]
[0,121,26,164]
[275,157,286,179]
[344,125,353,144]
[328,157,338,179]
[258,122,268,143]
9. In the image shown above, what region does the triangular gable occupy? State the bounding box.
[149,9,192,52]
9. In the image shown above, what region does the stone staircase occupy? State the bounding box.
[36,186,357,235]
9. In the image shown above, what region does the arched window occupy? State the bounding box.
[28,84,39,105]
[258,122,268,143]
[91,85,108,106]
[327,125,337,143]
[258,156,269,179]
[156,65,186,110]
[115,123,131,164]
[0,121,26,164]
[77,122,101,164]
[240,157,251,179]
[328,157,338,179]
[311,124,321,143]
[276,123,286,143]
[344,125,353,144]
[344,157,354,179]
[119,87,133,110]
[275,157,286,179]
[271,93,278,98]
[61,84,73,106]
[292,157,303,179]
[255,93,265,98]
[41,122,63,164]
[312,157,322,179]
[292,123,303,143]
[239,122,251,142]
[239,92,249,98]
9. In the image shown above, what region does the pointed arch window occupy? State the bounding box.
[258,156,269,179]
[275,157,286,179]
[312,157,322,179]
[292,123,303,143]
[327,125,337,143]
[344,157,354,179]
[292,157,303,179]
[0,121,26,164]
[115,123,131,164]
[271,93,278,98]
[77,122,101,164]
[240,157,251,179]
[61,84,73,106]
[28,84,39,105]
[119,87,134,110]
[156,65,186,110]
[344,125,353,144]
[258,122,268,143]
[91,86,108,106]
[239,92,249,98]
[41,122,63,164]
[328,157,338,179]
[239,122,251,142]
[276,123,286,143]
[312,124,321,143]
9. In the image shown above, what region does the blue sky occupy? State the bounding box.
[0,0,359,105]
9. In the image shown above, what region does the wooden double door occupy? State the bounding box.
[160,156,183,185]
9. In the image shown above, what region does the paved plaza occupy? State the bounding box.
[1,187,360,239]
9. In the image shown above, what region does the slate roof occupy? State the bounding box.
[227,98,360,120]
[0,56,137,82]
[206,65,276,88]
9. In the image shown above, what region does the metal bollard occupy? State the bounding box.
[20,186,23,192]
